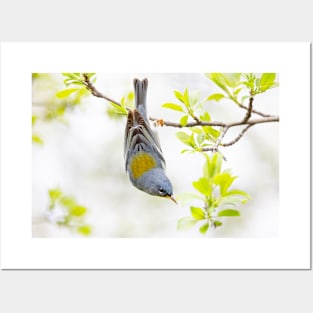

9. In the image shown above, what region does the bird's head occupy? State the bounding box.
[136,168,177,203]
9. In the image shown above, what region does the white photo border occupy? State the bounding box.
[0,42,311,269]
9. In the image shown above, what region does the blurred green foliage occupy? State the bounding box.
[32,73,95,129]
[177,153,249,234]
[32,115,43,144]
[47,188,92,236]
[205,73,278,104]
[59,72,132,117]
[106,90,134,117]
[51,73,95,115]
[57,73,96,104]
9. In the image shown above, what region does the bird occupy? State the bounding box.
[124,78,176,203]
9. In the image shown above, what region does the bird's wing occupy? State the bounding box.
[124,110,165,170]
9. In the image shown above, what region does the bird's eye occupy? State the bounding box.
[158,187,166,196]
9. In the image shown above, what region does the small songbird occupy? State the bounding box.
[124,78,176,203]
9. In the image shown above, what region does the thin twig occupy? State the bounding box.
[236,101,272,118]
[221,125,253,147]
[201,126,230,152]
[215,126,230,148]
[200,146,227,161]
[149,118,226,128]
[242,97,253,123]
[201,126,230,160]
[82,73,124,108]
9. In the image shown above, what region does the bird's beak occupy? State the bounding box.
[166,195,177,204]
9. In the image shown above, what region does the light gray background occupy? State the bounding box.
[0,0,312,312]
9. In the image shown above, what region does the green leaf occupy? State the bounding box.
[59,196,77,209]
[180,149,192,154]
[180,115,189,126]
[190,127,203,135]
[207,93,225,102]
[218,209,240,217]
[176,131,196,148]
[190,132,197,148]
[56,105,66,116]
[203,152,223,179]
[56,88,80,99]
[203,126,220,141]
[212,152,222,176]
[203,154,211,179]
[62,73,80,78]
[110,102,128,115]
[62,73,77,79]
[32,134,43,144]
[120,92,134,110]
[176,131,190,144]
[174,90,183,102]
[200,111,211,122]
[213,172,237,195]
[64,80,84,87]
[223,73,241,87]
[226,189,250,199]
[32,115,37,126]
[190,206,205,220]
[77,225,92,236]
[177,217,199,231]
[220,189,250,204]
[71,88,89,105]
[205,73,230,95]
[49,188,62,201]
[182,88,190,108]
[85,73,96,79]
[199,222,209,234]
[241,73,256,90]
[70,205,87,217]
[127,91,134,102]
[259,73,276,91]
[189,90,201,107]
[218,195,244,206]
[196,132,205,146]
[212,220,223,228]
[233,87,242,95]
[162,103,185,112]
[192,177,212,196]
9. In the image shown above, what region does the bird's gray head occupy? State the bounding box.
[136,168,176,203]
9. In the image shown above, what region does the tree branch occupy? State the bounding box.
[82,74,278,125]
[82,73,125,108]
[149,116,279,128]
[242,97,253,123]
[236,100,272,118]
[81,74,279,155]
[201,126,230,160]
[221,125,253,147]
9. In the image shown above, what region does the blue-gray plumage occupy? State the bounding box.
[124,78,176,203]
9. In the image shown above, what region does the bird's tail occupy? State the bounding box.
[134,78,148,121]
